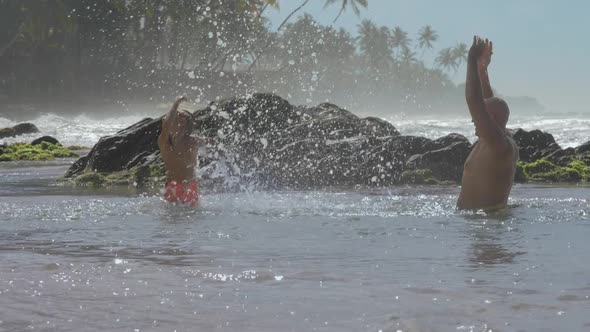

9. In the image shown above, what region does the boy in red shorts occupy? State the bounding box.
[157,97,203,207]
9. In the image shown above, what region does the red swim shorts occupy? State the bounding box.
[164,180,199,207]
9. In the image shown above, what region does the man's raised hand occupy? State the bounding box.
[478,39,493,70]
[468,36,486,62]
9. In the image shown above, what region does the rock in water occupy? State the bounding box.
[31,136,60,146]
[193,95,403,189]
[0,128,14,139]
[406,139,472,183]
[65,117,162,178]
[512,128,558,162]
[0,122,40,139]
[64,94,590,187]
[575,141,590,155]
[65,94,406,188]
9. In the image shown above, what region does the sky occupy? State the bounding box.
[266,0,588,113]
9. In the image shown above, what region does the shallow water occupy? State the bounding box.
[1,162,589,331]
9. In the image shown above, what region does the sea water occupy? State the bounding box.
[1,111,589,331]
[0,161,589,331]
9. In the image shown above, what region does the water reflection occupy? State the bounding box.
[462,208,526,269]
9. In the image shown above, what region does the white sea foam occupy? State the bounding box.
[1,112,589,148]
[0,113,144,147]
[390,115,590,148]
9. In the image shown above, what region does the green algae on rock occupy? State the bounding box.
[0,142,79,162]
[65,145,91,151]
[71,163,165,188]
[518,159,590,183]
[399,169,440,185]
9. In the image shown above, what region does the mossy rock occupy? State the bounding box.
[530,167,583,183]
[18,151,54,161]
[522,159,557,177]
[148,163,166,178]
[400,169,440,185]
[0,154,16,162]
[70,162,165,188]
[51,149,78,158]
[104,169,137,186]
[0,142,78,162]
[518,159,589,183]
[75,172,107,186]
[66,145,90,151]
[514,162,528,183]
[40,141,59,151]
[567,160,590,180]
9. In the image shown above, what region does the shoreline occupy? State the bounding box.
[2,94,589,189]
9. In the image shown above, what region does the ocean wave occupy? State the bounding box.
[1,113,589,149]
[390,115,590,148]
[0,113,144,147]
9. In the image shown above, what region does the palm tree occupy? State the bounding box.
[249,0,310,71]
[324,0,368,24]
[389,26,410,58]
[417,25,438,56]
[242,0,280,17]
[236,0,278,13]
[356,19,391,71]
[400,46,416,65]
[357,19,377,57]
[435,47,457,73]
[452,42,468,68]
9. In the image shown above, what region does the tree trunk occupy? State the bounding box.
[277,0,310,31]
[332,6,345,24]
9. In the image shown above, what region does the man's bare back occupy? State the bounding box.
[457,37,518,210]
[458,136,518,210]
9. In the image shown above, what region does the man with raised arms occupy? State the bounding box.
[158,96,203,207]
[457,36,519,210]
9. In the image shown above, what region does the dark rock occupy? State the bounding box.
[544,147,577,166]
[65,117,162,178]
[400,169,439,185]
[359,117,400,138]
[512,128,559,162]
[429,133,471,151]
[514,163,527,183]
[195,95,405,189]
[31,136,60,146]
[66,155,89,178]
[0,128,15,139]
[576,141,590,155]
[65,94,406,189]
[405,141,472,182]
[13,123,39,135]
[65,93,587,188]
[0,123,40,139]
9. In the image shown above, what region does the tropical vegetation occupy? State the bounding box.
[0,0,473,113]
